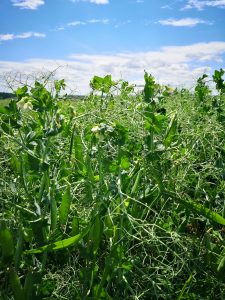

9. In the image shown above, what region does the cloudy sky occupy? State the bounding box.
[0,0,225,93]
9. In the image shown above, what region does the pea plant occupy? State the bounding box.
[1,70,225,299]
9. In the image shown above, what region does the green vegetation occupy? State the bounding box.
[0,70,225,299]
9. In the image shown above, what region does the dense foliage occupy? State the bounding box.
[0,70,225,299]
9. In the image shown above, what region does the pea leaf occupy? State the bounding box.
[166,191,225,226]
[24,226,90,254]
[59,187,72,225]
[163,113,177,147]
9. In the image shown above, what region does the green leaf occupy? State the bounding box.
[177,273,194,300]
[113,122,128,146]
[104,214,114,238]
[50,197,58,231]
[74,132,84,171]
[90,75,115,94]
[71,217,79,236]
[90,75,103,91]
[14,228,24,270]
[122,261,133,271]
[1,122,13,134]
[120,156,130,170]
[217,255,225,277]
[166,191,225,226]
[163,113,177,147]
[26,152,40,171]
[54,79,66,94]
[24,271,34,300]
[131,169,142,195]
[31,82,52,109]
[11,155,21,174]
[24,227,89,254]
[213,69,225,92]
[182,199,225,226]
[38,171,49,201]
[0,224,14,260]
[59,187,72,225]
[15,85,28,100]
[0,106,10,115]
[146,113,167,134]
[89,215,103,255]
[144,71,157,103]
[9,269,24,300]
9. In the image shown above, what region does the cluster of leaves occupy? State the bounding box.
[0,70,225,299]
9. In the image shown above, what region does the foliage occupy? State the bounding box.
[0,71,225,299]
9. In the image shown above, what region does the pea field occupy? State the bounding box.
[1,69,225,299]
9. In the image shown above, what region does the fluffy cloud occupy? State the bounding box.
[157,18,211,27]
[0,32,46,41]
[11,0,45,10]
[0,42,224,94]
[183,0,225,10]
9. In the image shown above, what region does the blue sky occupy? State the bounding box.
[0,0,225,93]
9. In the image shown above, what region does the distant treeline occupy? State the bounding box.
[0,92,15,99]
[0,92,85,100]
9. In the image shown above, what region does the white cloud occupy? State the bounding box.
[157,18,211,27]
[67,21,86,27]
[90,0,109,3]
[54,27,66,31]
[0,42,224,94]
[11,0,45,10]
[68,19,109,26]
[88,19,109,24]
[71,0,109,4]
[0,32,46,41]
[32,32,46,37]
[183,0,225,10]
[54,19,109,31]
[0,34,15,41]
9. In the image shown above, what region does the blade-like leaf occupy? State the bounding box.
[0,224,14,259]
[9,269,24,300]
[51,197,57,231]
[131,169,142,195]
[165,191,225,226]
[163,113,177,147]
[14,228,24,270]
[24,229,88,254]
[74,132,84,171]
[59,187,71,225]
[71,217,79,236]
[181,198,225,226]
[89,215,103,255]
